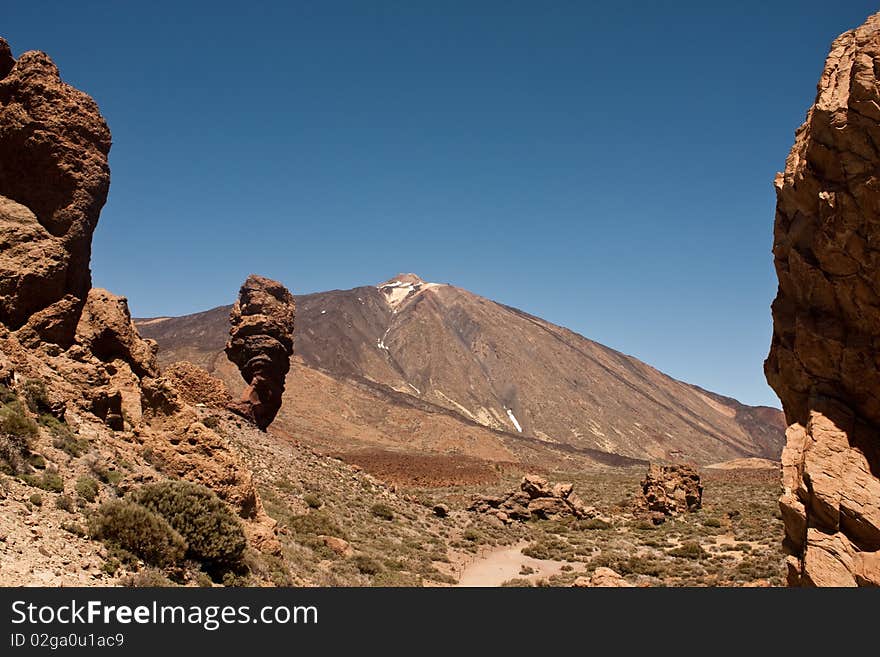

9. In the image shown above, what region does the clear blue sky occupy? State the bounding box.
[4,2,876,408]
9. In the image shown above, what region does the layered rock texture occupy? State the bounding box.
[766,13,880,586]
[225,275,295,430]
[0,37,111,346]
[638,464,703,518]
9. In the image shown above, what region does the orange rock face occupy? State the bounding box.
[0,38,111,345]
[765,13,880,586]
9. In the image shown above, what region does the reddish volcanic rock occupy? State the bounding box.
[0,38,111,344]
[766,13,880,586]
[225,275,295,430]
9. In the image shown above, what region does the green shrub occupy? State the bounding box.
[61,521,87,537]
[703,517,722,528]
[371,503,394,521]
[462,528,481,542]
[0,401,39,474]
[303,493,322,509]
[288,510,346,539]
[55,494,75,512]
[668,541,708,560]
[0,383,17,404]
[22,468,64,493]
[43,416,89,457]
[89,500,187,567]
[21,379,50,414]
[130,480,246,570]
[579,518,612,530]
[76,476,99,503]
[500,578,533,587]
[353,554,382,575]
[119,568,175,587]
[371,571,421,587]
[90,462,123,486]
[29,493,43,506]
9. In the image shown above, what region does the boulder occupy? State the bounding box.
[318,535,353,557]
[470,474,595,522]
[639,464,703,515]
[589,567,632,588]
[571,568,632,588]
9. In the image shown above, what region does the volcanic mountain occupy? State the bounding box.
[136,274,785,467]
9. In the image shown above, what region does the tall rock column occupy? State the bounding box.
[765,13,880,586]
[0,38,111,345]
[225,275,295,430]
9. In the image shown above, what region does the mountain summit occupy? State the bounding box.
[136,275,784,466]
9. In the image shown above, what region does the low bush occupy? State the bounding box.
[303,493,322,509]
[21,379,50,414]
[22,468,64,493]
[370,503,394,521]
[288,510,346,540]
[76,476,99,503]
[89,500,187,567]
[118,569,175,587]
[55,494,75,512]
[131,480,246,571]
[0,401,39,474]
[353,554,382,575]
[668,541,708,560]
[44,416,89,457]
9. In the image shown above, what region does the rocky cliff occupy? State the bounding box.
[766,13,880,586]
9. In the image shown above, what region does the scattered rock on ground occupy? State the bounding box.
[469,474,599,522]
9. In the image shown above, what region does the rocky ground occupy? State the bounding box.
[1,392,786,587]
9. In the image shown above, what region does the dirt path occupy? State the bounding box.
[455,541,583,587]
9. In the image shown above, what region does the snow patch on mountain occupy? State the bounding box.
[505,407,522,433]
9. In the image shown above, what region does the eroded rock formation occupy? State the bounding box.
[0,38,280,566]
[0,38,111,346]
[638,464,703,519]
[225,275,295,430]
[469,474,600,523]
[765,13,880,586]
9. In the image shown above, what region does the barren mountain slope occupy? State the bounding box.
[137,274,784,464]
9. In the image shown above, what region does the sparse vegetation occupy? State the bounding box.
[22,467,64,493]
[55,494,75,512]
[44,416,89,457]
[131,480,246,571]
[0,400,39,474]
[370,503,394,521]
[89,500,187,567]
[75,475,99,503]
[118,569,175,587]
[303,493,322,509]
[21,379,50,414]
